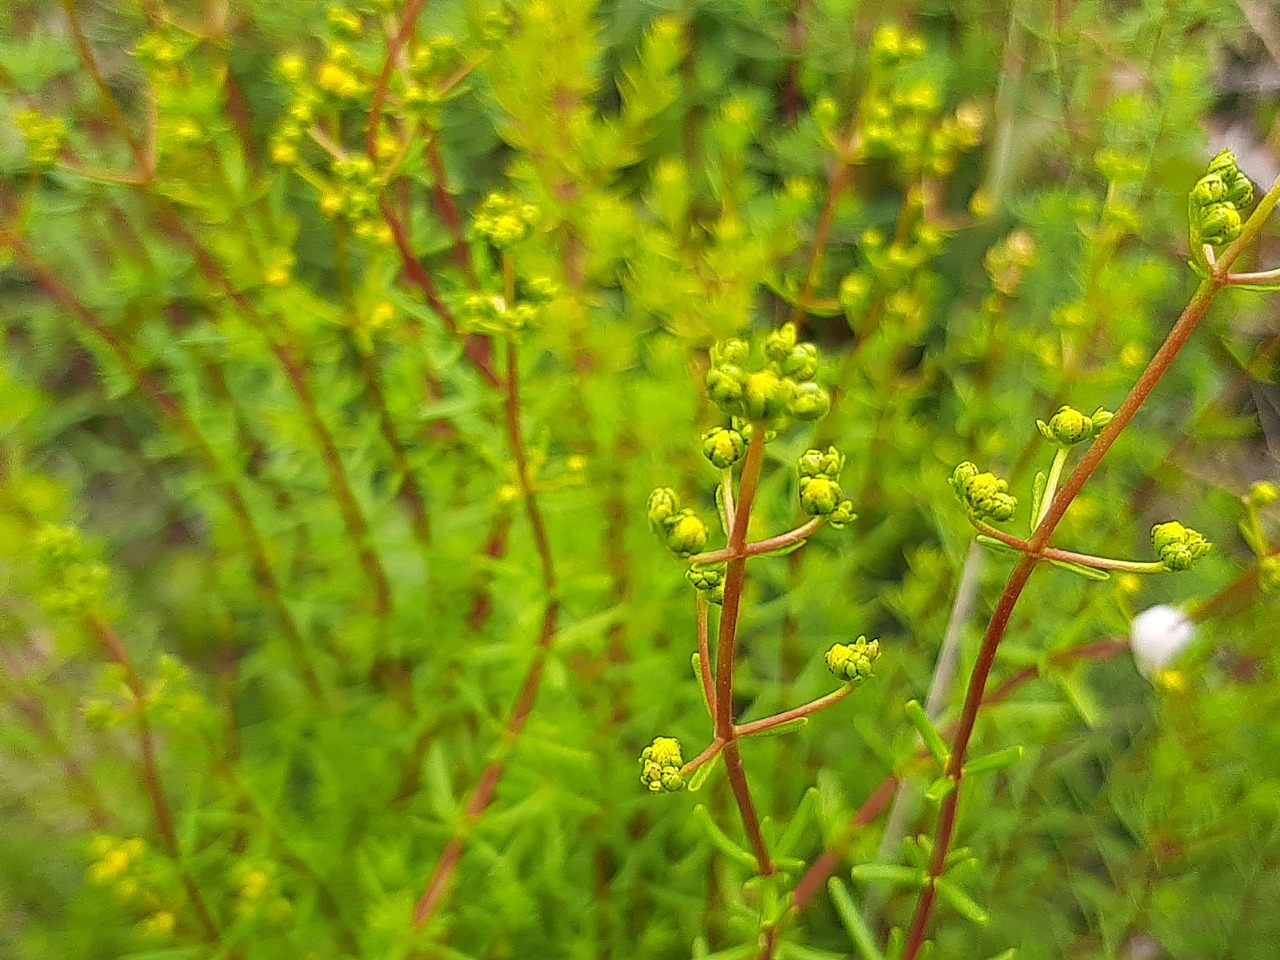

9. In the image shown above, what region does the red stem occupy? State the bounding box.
[902,267,1237,957]
[735,683,855,738]
[411,338,559,930]
[90,619,223,945]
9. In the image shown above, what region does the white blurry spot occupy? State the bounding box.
[1129,604,1195,678]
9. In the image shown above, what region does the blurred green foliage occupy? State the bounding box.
[0,0,1278,958]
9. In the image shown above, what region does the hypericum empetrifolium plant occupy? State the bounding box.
[636,148,1280,960]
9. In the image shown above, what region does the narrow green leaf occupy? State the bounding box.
[984,950,1017,960]
[1059,672,1103,729]
[849,863,925,888]
[1029,471,1047,532]
[964,745,1025,777]
[741,716,809,739]
[975,534,1021,557]
[935,878,989,925]
[778,943,847,960]
[776,787,821,857]
[924,776,956,803]
[756,538,808,558]
[692,652,713,719]
[715,476,731,535]
[884,926,906,960]
[687,752,722,793]
[828,877,885,960]
[693,804,757,870]
[905,700,949,766]
[1047,557,1111,581]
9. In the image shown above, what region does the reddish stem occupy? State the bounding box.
[411,339,559,931]
[90,619,223,945]
[735,683,855,738]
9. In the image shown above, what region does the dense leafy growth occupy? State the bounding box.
[1,1,1278,959]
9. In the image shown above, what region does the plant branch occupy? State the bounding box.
[6,233,325,701]
[735,683,855,738]
[411,336,560,931]
[59,0,145,169]
[88,618,224,946]
[691,517,825,565]
[899,172,1280,960]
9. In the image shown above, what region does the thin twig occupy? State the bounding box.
[411,336,560,931]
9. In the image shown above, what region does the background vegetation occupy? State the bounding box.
[1,1,1278,958]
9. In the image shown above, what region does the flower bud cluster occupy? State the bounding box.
[686,563,725,604]
[228,861,292,922]
[14,110,67,171]
[949,462,1017,523]
[318,156,393,245]
[984,229,1037,298]
[705,324,830,425]
[1035,405,1113,447]
[838,215,945,331]
[824,635,881,684]
[33,523,110,615]
[701,426,746,469]
[1151,521,1211,572]
[647,488,708,558]
[639,736,685,793]
[474,192,539,250]
[461,276,555,336]
[1192,149,1254,247]
[854,29,983,177]
[797,446,856,524]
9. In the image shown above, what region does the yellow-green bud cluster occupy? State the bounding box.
[797,446,856,524]
[14,110,67,171]
[269,63,321,168]
[314,156,392,244]
[1035,405,1113,447]
[858,29,981,176]
[474,192,539,250]
[639,736,685,793]
[984,229,1037,297]
[229,861,291,922]
[316,42,369,101]
[1151,521,1211,572]
[33,523,111,615]
[85,835,146,889]
[950,462,1017,523]
[702,427,746,469]
[705,324,830,425]
[686,563,725,604]
[1192,149,1253,247]
[133,32,183,79]
[838,219,945,331]
[462,293,537,335]
[825,635,881,684]
[647,488,708,558]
